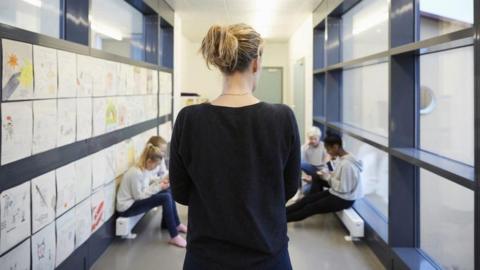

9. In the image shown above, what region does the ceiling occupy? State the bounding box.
[165,0,324,42]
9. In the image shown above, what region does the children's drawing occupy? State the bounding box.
[104,61,118,96]
[144,95,157,120]
[76,98,93,140]
[2,39,34,100]
[159,94,172,117]
[74,197,91,248]
[118,64,131,95]
[103,181,116,221]
[159,71,172,94]
[56,163,76,217]
[77,55,94,97]
[93,98,106,136]
[55,209,75,267]
[93,59,106,97]
[91,150,111,189]
[91,189,105,233]
[31,171,56,233]
[0,181,31,254]
[131,96,145,124]
[152,69,159,94]
[33,45,58,99]
[116,97,128,128]
[58,50,77,98]
[1,101,33,165]
[0,239,30,270]
[32,222,55,270]
[57,99,77,147]
[133,66,143,95]
[74,156,92,202]
[33,100,57,154]
[159,121,173,143]
[105,98,118,132]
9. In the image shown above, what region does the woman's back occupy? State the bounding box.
[170,101,300,269]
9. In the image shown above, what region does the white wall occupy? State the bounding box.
[288,15,313,139]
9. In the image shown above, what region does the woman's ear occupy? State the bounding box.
[252,58,258,73]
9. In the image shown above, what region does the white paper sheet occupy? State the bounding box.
[91,189,105,233]
[2,39,34,100]
[104,61,118,96]
[0,239,30,270]
[0,181,31,254]
[105,98,118,132]
[1,101,33,164]
[33,45,58,99]
[159,71,172,94]
[133,66,147,95]
[74,156,92,202]
[31,171,56,233]
[120,64,134,95]
[144,95,157,120]
[159,94,172,117]
[57,98,77,147]
[116,97,129,128]
[103,181,116,221]
[55,209,75,267]
[32,222,56,270]
[77,54,94,97]
[93,58,106,97]
[76,98,92,140]
[57,50,77,98]
[56,163,76,217]
[93,98,106,136]
[74,197,91,248]
[33,100,57,154]
[115,139,135,176]
[91,150,107,189]
[159,121,173,143]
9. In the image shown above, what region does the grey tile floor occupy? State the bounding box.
[91,205,384,270]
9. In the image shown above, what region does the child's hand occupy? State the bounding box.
[159,181,170,190]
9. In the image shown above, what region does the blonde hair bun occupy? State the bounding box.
[200,24,263,74]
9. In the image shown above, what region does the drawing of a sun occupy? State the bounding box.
[7,54,18,68]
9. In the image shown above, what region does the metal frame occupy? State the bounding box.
[312,0,478,268]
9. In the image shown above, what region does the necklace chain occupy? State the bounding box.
[221,92,251,96]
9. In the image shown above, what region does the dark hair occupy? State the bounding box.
[324,134,343,148]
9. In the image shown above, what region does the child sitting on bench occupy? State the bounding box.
[287,134,363,222]
[116,139,187,247]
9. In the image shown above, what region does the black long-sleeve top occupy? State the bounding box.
[169,102,301,269]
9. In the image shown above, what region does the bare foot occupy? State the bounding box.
[177,224,188,234]
[168,235,187,248]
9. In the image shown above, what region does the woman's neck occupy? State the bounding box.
[210,74,260,107]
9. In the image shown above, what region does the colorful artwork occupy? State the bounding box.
[1,101,33,164]
[116,97,129,128]
[33,45,58,99]
[31,171,56,233]
[74,156,92,202]
[0,181,31,254]
[56,163,76,217]
[93,59,106,97]
[76,98,92,140]
[55,210,75,267]
[103,181,116,221]
[74,197,91,248]
[57,99,77,147]
[0,239,30,270]
[105,98,118,132]
[2,39,34,100]
[33,100,57,154]
[93,98,106,136]
[91,189,105,233]
[58,50,77,98]
[104,61,118,96]
[32,222,56,270]
[77,54,94,97]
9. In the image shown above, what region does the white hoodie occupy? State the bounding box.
[325,153,363,201]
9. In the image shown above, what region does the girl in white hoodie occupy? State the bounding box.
[116,142,187,247]
[287,134,363,222]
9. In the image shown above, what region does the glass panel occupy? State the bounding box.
[0,0,61,38]
[343,135,388,219]
[420,169,474,269]
[342,61,389,138]
[313,74,324,117]
[419,0,473,40]
[90,0,144,60]
[419,46,474,166]
[341,0,389,61]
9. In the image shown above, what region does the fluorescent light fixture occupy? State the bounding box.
[253,0,277,38]
[21,0,42,7]
[91,21,123,41]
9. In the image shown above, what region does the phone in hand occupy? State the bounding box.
[326,161,335,172]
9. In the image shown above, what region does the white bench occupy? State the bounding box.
[336,208,364,241]
[115,207,162,239]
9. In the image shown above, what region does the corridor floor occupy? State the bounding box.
[92,205,384,270]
